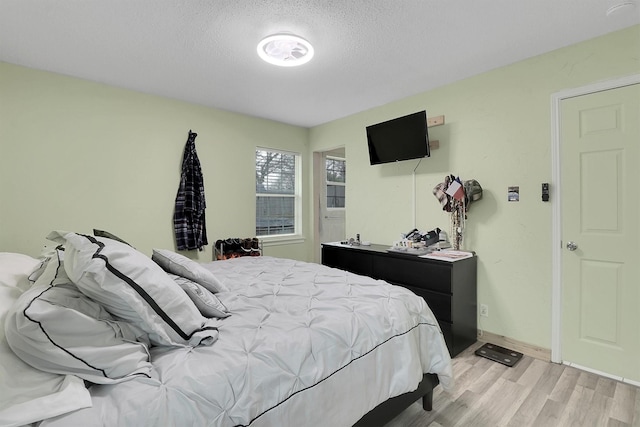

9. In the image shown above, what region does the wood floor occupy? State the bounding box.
[385,341,640,427]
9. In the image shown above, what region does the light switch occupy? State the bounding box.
[542,183,549,202]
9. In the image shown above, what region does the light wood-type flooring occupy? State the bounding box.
[385,341,640,427]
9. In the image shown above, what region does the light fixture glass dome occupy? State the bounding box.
[257,34,314,67]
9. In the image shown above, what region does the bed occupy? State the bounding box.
[0,231,453,427]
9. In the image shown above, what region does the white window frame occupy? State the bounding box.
[255,147,303,245]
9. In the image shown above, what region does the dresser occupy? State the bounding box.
[321,243,477,357]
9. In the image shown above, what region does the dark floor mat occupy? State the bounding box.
[475,343,523,367]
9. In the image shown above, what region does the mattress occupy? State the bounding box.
[34,255,452,426]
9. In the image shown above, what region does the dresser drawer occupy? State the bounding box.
[322,247,373,276]
[322,243,476,358]
[372,256,452,294]
[404,285,452,323]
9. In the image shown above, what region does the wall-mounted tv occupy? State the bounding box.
[366,110,430,165]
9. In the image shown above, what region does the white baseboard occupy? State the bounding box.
[477,331,640,386]
[563,361,640,387]
[477,330,551,362]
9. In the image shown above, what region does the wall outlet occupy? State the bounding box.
[480,304,489,317]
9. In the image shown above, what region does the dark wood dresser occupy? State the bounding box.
[321,243,477,357]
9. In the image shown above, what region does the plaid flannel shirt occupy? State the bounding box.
[173,131,208,251]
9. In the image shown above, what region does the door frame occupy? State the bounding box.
[550,74,640,365]
[312,147,346,263]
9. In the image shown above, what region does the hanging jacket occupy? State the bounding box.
[174,130,208,251]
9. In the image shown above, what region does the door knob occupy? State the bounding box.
[566,241,578,251]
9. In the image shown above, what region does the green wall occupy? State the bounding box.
[1,25,638,350]
[0,62,311,262]
[309,25,640,349]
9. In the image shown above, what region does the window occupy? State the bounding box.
[256,148,301,237]
[326,157,346,208]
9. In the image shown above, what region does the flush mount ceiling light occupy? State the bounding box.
[257,34,314,67]
[606,1,637,16]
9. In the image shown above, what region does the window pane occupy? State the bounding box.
[327,185,345,208]
[256,196,295,235]
[256,150,296,194]
[256,148,300,238]
[326,158,346,183]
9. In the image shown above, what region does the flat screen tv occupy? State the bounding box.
[366,111,430,165]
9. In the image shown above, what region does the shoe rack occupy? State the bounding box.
[214,237,263,260]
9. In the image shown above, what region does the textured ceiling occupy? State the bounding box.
[0,1,638,127]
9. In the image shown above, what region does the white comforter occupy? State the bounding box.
[41,256,453,427]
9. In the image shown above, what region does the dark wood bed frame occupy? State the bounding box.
[353,373,439,426]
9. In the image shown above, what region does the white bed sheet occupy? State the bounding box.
[0,253,92,427]
[40,256,452,427]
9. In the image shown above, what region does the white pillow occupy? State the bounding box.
[29,248,68,289]
[152,248,228,293]
[93,228,132,246]
[5,279,153,384]
[57,232,220,347]
[27,245,63,284]
[0,252,92,426]
[168,274,231,319]
[0,252,40,290]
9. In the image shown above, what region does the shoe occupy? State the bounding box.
[251,238,261,255]
[225,238,239,251]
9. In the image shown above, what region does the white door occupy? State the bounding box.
[313,149,346,262]
[319,152,346,242]
[560,83,640,382]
